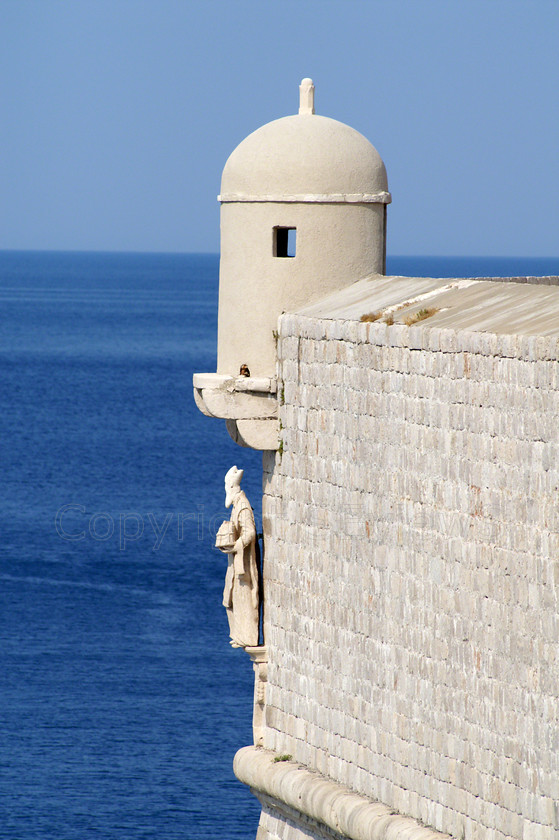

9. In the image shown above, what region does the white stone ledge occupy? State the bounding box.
[192,372,279,449]
[234,746,452,840]
[193,372,278,420]
[218,191,392,204]
[192,372,277,393]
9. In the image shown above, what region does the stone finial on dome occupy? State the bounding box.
[299,78,315,115]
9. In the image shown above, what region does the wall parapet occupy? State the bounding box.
[279,314,559,363]
[234,746,451,840]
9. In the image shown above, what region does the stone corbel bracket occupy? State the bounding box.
[244,645,268,747]
[193,373,279,451]
[234,747,452,840]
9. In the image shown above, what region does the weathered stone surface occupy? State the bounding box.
[235,747,451,840]
[197,388,277,420]
[233,419,280,450]
[259,317,559,840]
[193,374,279,448]
[192,373,278,436]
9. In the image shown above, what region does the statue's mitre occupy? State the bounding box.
[225,465,244,487]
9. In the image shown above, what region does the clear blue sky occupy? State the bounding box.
[1,0,558,256]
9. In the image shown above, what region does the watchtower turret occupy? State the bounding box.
[194,78,390,450]
[217,78,390,377]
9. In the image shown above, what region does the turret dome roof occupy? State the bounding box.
[219,80,390,203]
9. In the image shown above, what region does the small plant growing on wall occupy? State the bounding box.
[277,420,284,458]
[360,312,382,322]
[404,307,439,326]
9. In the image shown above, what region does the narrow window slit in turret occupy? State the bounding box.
[274,227,296,258]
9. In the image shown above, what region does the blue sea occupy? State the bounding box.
[1,251,558,840]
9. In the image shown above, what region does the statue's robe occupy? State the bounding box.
[222,490,259,647]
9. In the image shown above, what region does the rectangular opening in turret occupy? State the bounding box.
[274,227,296,258]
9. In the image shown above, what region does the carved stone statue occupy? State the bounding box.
[215,466,259,648]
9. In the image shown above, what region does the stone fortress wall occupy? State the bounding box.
[193,77,559,840]
[255,308,559,840]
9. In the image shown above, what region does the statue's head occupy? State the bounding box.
[224,465,244,508]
